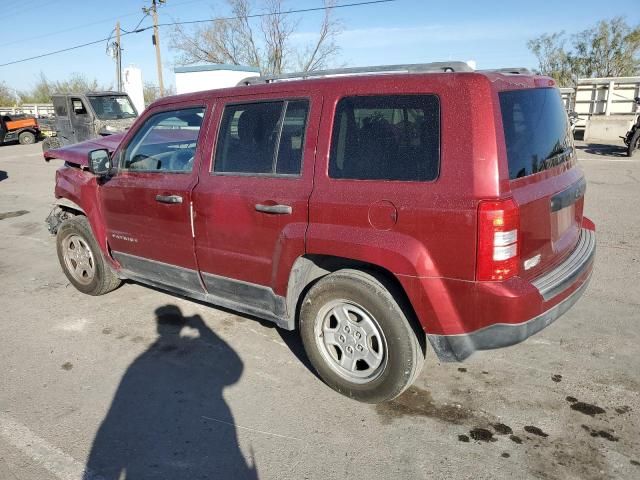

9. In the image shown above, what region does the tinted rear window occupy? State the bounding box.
[499,88,572,180]
[329,95,440,181]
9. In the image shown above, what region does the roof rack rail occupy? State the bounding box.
[237,61,474,86]
[482,67,532,75]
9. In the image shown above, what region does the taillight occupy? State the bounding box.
[477,198,520,281]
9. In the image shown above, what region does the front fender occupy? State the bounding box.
[54,167,116,269]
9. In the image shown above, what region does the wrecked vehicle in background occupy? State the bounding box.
[41,92,138,152]
[0,113,41,145]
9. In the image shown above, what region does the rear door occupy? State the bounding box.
[192,92,320,301]
[498,86,585,278]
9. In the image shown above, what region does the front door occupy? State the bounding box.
[52,96,72,145]
[99,104,209,292]
[69,97,93,143]
[192,93,320,309]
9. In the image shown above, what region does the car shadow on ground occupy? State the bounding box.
[0,170,7,182]
[576,143,629,158]
[84,304,259,480]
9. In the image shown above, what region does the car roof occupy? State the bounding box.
[150,69,550,108]
[51,91,128,98]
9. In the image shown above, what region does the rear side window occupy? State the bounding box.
[329,95,440,181]
[214,100,309,175]
[53,98,67,117]
[499,88,572,180]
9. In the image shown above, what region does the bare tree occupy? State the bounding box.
[528,17,640,86]
[144,82,176,106]
[170,0,342,75]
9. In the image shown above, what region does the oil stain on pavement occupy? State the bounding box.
[373,376,637,479]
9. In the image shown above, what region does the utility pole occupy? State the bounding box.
[144,0,165,97]
[115,21,122,91]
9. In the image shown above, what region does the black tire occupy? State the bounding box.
[299,269,425,403]
[627,130,640,157]
[18,131,35,145]
[56,216,121,296]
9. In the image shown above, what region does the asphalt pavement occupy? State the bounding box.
[0,140,638,479]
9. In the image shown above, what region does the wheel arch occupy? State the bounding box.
[53,197,85,216]
[285,254,426,353]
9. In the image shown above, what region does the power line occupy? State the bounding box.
[1,0,206,48]
[0,0,397,68]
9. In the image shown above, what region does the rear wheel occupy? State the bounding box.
[299,269,424,403]
[56,216,121,295]
[627,130,640,157]
[18,131,35,145]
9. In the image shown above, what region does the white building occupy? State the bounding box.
[174,64,261,94]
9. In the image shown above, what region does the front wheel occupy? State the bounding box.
[627,130,640,157]
[56,216,121,295]
[299,269,425,403]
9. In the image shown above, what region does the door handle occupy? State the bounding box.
[255,203,292,214]
[156,194,183,204]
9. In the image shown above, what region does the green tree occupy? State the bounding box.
[527,32,575,86]
[0,82,17,106]
[18,73,110,104]
[572,17,640,78]
[528,17,640,86]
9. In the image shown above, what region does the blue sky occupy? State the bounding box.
[1,0,638,93]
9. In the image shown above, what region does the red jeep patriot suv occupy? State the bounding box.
[45,62,595,403]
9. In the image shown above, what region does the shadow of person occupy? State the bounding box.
[84,305,258,479]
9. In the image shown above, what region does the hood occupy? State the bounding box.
[44,132,126,167]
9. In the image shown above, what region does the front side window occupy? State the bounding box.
[71,98,87,116]
[214,100,309,175]
[88,95,137,120]
[121,107,205,173]
[329,95,440,181]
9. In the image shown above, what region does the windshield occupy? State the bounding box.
[87,95,137,120]
[499,88,572,180]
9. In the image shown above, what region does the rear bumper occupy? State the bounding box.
[415,225,595,361]
[427,271,592,361]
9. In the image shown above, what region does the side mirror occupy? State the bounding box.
[88,149,112,176]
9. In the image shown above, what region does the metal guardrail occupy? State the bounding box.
[564,77,640,117]
[0,104,54,117]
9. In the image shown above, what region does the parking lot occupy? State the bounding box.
[0,141,638,479]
